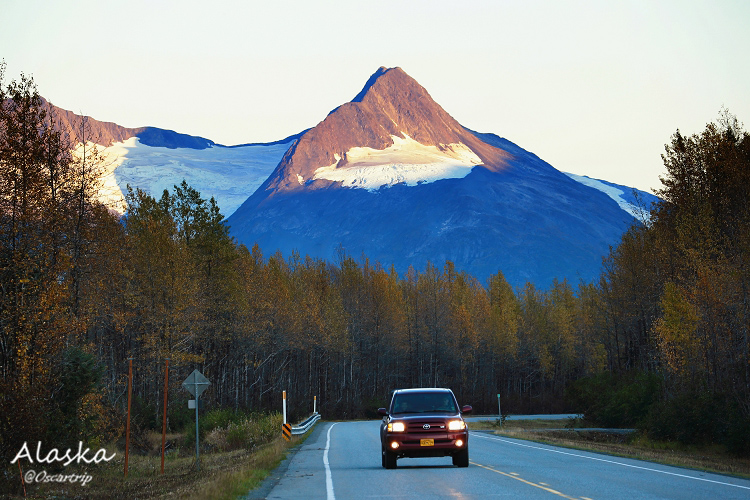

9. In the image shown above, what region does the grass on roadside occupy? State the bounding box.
[8,423,314,499]
[468,419,750,479]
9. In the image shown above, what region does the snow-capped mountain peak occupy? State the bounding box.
[226,66,656,287]
[39,66,657,287]
[259,67,510,196]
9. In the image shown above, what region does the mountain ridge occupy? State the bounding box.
[259,66,511,196]
[33,67,658,287]
[42,97,218,150]
[225,66,657,287]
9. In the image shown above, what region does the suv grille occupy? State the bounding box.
[406,419,446,433]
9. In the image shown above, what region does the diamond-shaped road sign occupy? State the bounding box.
[182,369,210,398]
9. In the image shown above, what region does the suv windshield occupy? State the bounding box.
[391,392,458,414]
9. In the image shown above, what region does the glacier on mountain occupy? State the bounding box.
[94,137,291,215]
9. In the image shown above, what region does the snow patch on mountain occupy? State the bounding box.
[72,141,131,214]
[94,138,290,216]
[312,134,482,191]
[565,172,651,219]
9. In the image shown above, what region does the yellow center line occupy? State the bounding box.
[470,461,582,500]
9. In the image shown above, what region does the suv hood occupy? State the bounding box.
[389,412,463,420]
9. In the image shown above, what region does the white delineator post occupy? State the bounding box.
[283,390,287,424]
[314,395,317,414]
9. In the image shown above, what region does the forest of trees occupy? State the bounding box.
[1,67,748,471]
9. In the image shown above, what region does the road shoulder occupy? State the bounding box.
[242,422,327,499]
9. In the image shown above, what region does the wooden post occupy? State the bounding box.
[18,460,26,498]
[161,358,170,474]
[124,358,133,477]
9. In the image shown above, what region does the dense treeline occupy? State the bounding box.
[1,68,749,473]
[116,189,597,420]
[0,66,125,463]
[573,109,750,452]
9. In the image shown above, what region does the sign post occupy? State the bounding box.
[497,393,502,426]
[182,369,210,470]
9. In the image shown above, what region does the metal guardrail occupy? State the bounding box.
[292,412,321,435]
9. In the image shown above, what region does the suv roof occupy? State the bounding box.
[387,388,453,404]
[390,388,453,396]
[388,388,459,415]
[394,388,451,393]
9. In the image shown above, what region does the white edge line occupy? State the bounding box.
[324,422,338,500]
[472,433,750,491]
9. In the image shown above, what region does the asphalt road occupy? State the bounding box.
[248,421,750,499]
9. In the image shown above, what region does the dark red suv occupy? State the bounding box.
[377,388,472,469]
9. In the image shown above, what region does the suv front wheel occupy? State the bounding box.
[452,447,469,467]
[383,446,397,469]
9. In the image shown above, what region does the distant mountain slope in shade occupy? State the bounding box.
[227,67,646,287]
[228,135,636,287]
[564,172,660,219]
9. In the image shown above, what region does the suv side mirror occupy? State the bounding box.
[461,405,473,414]
[377,407,388,417]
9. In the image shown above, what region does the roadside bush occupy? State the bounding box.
[361,395,390,418]
[565,371,662,428]
[199,408,238,432]
[646,391,750,454]
[166,399,194,431]
[569,372,750,455]
[129,394,157,431]
[224,413,282,451]
[646,391,716,444]
[726,415,750,455]
[181,408,242,448]
[46,347,106,446]
[183,409,282,451]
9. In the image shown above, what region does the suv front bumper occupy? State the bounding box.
[384,431,468,457]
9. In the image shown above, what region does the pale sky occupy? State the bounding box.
[2,0,749,192]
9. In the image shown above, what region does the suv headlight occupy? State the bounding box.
[388,421,406,432]
[447,420,466,431]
